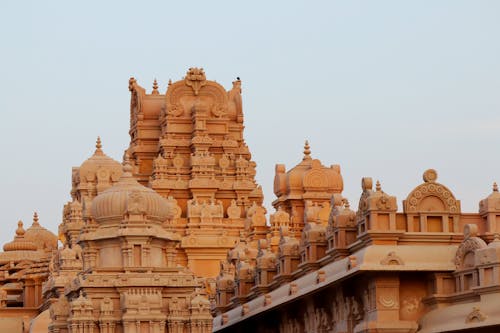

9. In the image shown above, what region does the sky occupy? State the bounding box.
[0,1,499,247]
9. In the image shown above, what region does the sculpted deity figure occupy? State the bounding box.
[100,297,113,316]
[227,199,241,219]
[72,242,83,261]
[187,198,201,218]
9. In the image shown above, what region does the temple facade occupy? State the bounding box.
[213,153,500,333]
[0,68,499,333]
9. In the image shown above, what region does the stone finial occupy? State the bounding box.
[152,78,159,95]
[96,136,102,149]
[361,177,373,191]
[94,136,104,156]
[168,79,172,86]
[32,212,40,226]
[493,182,498,192]
[423,169,438,183]
[122,153,133,176]
[16,220,25,236]
[376,180,382,192]
[303,140,311,160]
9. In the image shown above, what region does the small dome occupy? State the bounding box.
[3,221,38,252]
[91,156,171,224]
[78,137,122,184]
[285,141,343,194]
[286,141,313,191]
[488,234,500,249]
[24,213,58,251]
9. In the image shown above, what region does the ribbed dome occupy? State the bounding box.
[91,157,171,223]
[286,141,313,191]
[4,221,38,252]
[24,213,58,251]
[285,141,343,193]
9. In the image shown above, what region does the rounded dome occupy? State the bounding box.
[24,213,58,251]
[285,141,343,194]
[286,141,313,191]
[78,137,122,183]
[4,221,38,252]
[91,158,171,223]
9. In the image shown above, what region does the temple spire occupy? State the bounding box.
[32,212,40,226]
[95,136,103,155]
[152,78,159,95]
[303,140,311,160]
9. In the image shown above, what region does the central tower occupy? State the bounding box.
[127,68,264,277]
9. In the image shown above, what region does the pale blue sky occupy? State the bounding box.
[0,1,499,246]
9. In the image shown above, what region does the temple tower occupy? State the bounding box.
[128,68,264,277]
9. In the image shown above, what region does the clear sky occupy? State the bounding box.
[0,1,499,247]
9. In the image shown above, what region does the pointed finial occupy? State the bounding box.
[152,78,159,95]
[94,136,104,155]
[376,180,381,192]
[33,212,40,226]
[168,79,172,86]
[493,182,498,192]
[345,200,350,209]
[303,140,311,160]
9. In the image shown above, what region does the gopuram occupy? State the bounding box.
[0,68,499,333]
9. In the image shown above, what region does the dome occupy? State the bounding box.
[286,141,313,192]
[78,137,122,184]
[24,213,58,251]
[91,156,171,224]
[479,182,500,214]
[285,141,343,195]
[3,221,38,252]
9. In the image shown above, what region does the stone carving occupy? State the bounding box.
[227,200,241,219]
[465,306,487,323]
[404,169,460,213]
[127,190,146,215]
[100,297,113,316]
[166,196,182,219]
[455,224,487,269]
[401,296,421,313]
[378,295,398,309]
[185,67,207,95]
[380,251,404,265]
[50,293,70,320]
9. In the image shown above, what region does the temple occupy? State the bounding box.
[0,68,500,333]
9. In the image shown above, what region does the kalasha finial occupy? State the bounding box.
[33,212,40,226]
[303,140,311,160]
[493,182,498,192]
[122,152,133,175]
[94,136,103,155]
[16,220,25,236]
[152,78,159,95]
[376,180,382,192]
[168,79,172,86]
